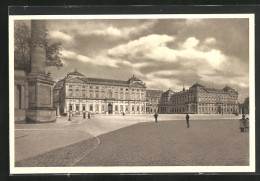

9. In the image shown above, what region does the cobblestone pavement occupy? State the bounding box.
[76,119,249,166]
[14,115,249,166]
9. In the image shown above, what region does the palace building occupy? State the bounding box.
[146,89,164,114]
[158,83,239,114]
[53,70,147,115]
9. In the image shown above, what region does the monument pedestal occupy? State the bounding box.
[26,73,56,123]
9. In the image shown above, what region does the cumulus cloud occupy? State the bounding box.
[145,71,183,91]
[61,50,120,67]
[89,20,156,38]
[49,31,73,41]
[45,18,249,102]
[108,34,176,61]
[182,37,199,48]
[204,37,217,44]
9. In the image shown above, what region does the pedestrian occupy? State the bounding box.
[154,112,158,123]
[245,118,249,132]
[186,113,190,128]
[83,112,86,119]
[122,112,125,116]
[88,112,90,119]
[239,114,246,132]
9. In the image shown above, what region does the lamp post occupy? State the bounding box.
[68,100,72,121]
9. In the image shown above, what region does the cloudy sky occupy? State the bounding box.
[23,18,250,102]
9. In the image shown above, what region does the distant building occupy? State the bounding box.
[146,89,164,114]
[239,97,249,114]
[158,83,239,114]
[53,70,147,115]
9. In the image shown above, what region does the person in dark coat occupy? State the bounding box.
[186,114,190,128]
[240,114,246,132]
[154,112,158,123]
[88,112,90,119]
[83,112,86,119]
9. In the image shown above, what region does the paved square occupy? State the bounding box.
[15,115,249,166]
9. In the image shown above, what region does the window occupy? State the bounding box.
[83,93,85,97]
[115,92,118,99]
[96,104,99,111]
[132,89,134,91]
[102,105,105,111]
[75,89,80,97]
[131,93,135,100]
[125,106,129,112]
[120,88,123,91]
[120,92,124,99]
[76,105,79,111]
[83,85,85,88]
[115,105,118,111]
[69,105,73,111]
[137,106,139,111]
[96,92,99,98]
[96,86,99,89]
[125,93,129,99]
[120,105,123,112]
[90,86,93,89]
[132,105,135,111]
[83,105,85,111]
[90,91,93,98]
[90,105,93,111]
[101,91,105,98]
[126,88,128,91]
[69,85,72,87]
[69,93,72,97]
[107,90,112,98]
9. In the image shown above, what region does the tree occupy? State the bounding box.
[14,22,63,73]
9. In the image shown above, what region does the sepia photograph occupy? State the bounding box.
[9,14,255,174]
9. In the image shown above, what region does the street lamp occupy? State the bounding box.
[68,100,72,121]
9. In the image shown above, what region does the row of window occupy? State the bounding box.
[198,107,237,112]
[68,85,144,92]
[68,91,145,100]
[69,104,145,112]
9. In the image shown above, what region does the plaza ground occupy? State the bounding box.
[14,114,249,166]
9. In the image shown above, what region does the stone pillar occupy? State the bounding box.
[99,102,102,114]
[56,105,60,116]
[26,20,56,123]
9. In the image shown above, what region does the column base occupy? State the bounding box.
[26,109,56,123]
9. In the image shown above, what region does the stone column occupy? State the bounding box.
[26,20,56,123]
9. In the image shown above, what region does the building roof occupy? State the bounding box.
[162,89,174,96]
[146,89,164,97]
[83,77,129,86]
[67,69,85,77]
[127,75,142,82]
[55,70,146,88]
[53,79,64,90]
[190,82,204,88]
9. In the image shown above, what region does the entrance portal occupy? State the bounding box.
[217,106,221,114]
[108,103,113,114]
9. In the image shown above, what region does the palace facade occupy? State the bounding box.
[146,90,164,114]
[158,83,239,114]
[53,70,147,115]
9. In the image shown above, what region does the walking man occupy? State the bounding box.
[154,112,158,123]
[186,113,190,128]
[88,112,91,119]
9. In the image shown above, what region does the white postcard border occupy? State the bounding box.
[9,14,255,174]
